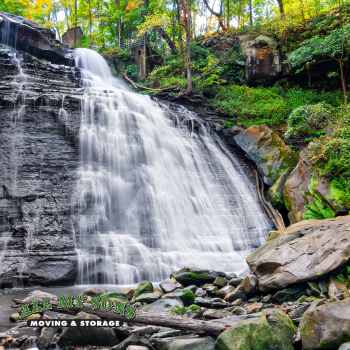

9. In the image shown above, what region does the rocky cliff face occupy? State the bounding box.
[0,48,82,287]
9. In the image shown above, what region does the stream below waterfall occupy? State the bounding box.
[71,48,272,285]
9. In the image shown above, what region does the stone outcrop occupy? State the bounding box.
[247,216,350,291]
[234,124,298,186]
[197,33,282,86]
[300,298,350,349]
[283,148,350,224]
[240,34,281,85]
[0,11,73,65]
[0,48,82,287]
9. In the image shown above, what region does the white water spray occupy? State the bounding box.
[73,48,272,284]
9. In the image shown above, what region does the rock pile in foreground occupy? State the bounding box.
[2,249,350,350]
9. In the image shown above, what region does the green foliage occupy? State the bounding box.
[99,47,132,61]
[126,64,138,80]
[284,103,333,138]
[336,274,346,282]
[212,85,342,128]
[169,305,187,315]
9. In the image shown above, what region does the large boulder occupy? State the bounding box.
[57,312,119,348]
[234,125,298,186]
[247,216,350,291]
[300,298,350,349]
[171,267,218,287]
[283,148,350,224]
[215,309,296,350]
[0,11,72,65]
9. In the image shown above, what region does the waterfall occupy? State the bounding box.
[73,48,272,285]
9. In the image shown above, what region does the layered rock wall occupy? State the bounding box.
[0,48,82,287]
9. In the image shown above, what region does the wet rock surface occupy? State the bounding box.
[247,216,350,291]
[234,124,298,186]
[0,11,73,65]
[0,47,82,287]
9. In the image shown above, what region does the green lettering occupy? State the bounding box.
[58,296,73,309]
[42,298,52,311]
[75,296,87,308]
[20,304,32,319]
[126,305,136,319]
[90,296,101,310]
[32,301,42,313]
[101,298,112,311]
[113,301,125,316]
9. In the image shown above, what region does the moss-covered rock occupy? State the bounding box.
[171,289,195,306]
[215,310,296,350]
[300,298,350,349]
[81,288,107,297]
[203,284,219,296]
[216,285,234,299]
[100,292,129,303]
[171,267,217,287]
[131,281,153,302]
[267,167,293,210]
[135,291,163,304]
[234,124,298,186]
[213,277,227,288]
[283,148,350,224]
[121,287,136,300]
[141,294,183,313]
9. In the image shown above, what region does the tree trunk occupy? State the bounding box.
[13,291,230,337]
[276,0,285,17]
[74,0,77,45]
[158,27,176,50]
[339,58,348,108]
[202,0,227,31]
[179,0,193,94]
[250,0,253,25]
[88,0,92,42]
[226,0,230,27]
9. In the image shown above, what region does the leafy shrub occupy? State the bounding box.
[284,103,333,138]
[126,64,138,80]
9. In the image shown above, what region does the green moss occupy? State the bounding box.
[169,304,187,315]
[132,281,153,301]
[187,304,200,311]
[172,289,195,306]
[100,292,128,302]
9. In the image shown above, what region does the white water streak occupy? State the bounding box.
[72,48,272,284]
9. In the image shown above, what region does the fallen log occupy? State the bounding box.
[13,290,231,337]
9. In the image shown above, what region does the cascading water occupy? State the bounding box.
[73,48,272,285]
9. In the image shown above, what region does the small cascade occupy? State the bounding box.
[71,48,272,285]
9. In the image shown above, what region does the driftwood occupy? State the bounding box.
[255,171,285,231]
[123,71,180,92]
[12,290,231,337]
